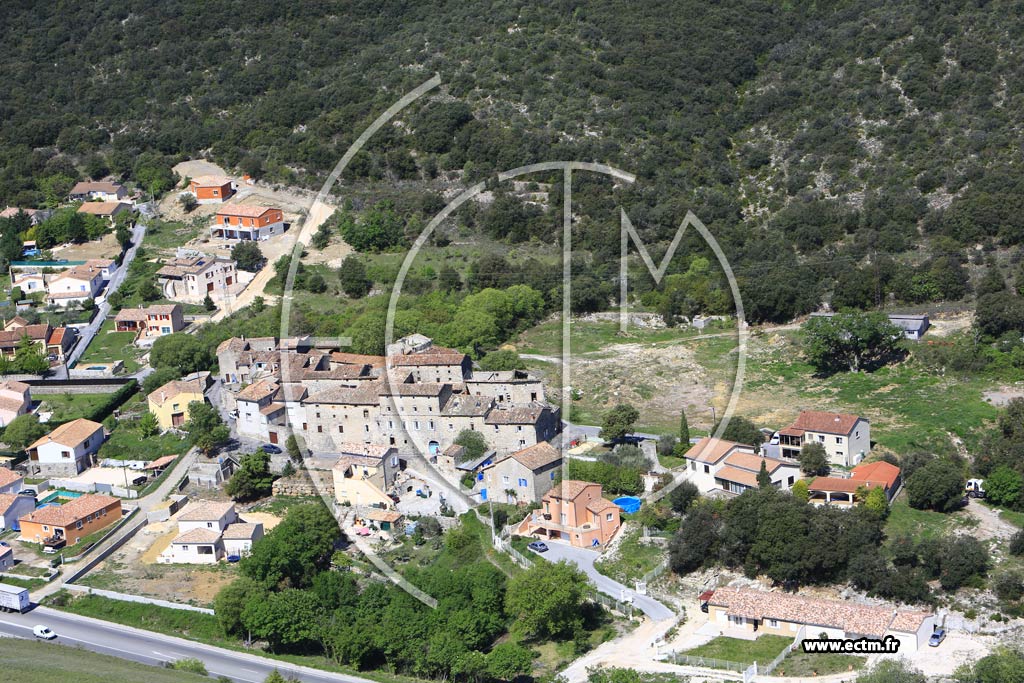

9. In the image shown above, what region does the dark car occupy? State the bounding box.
[527,541,549,553]
[262,444,282,454]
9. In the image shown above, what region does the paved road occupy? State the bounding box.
[57,217,149,376]
[538,541,675,620]
[0,606,374,683]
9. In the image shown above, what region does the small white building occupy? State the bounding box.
[0,468,23,495]
[222,522,264,558]
[0,493,34,532]
[176,501,238,534]
[0,380,31,427]
[44,263,107,307]
[779,411,871,468]
[165,528,224,564]
[0,545,12,571]
[27,418,105,477]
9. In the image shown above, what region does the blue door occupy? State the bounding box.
[480,488,488,501]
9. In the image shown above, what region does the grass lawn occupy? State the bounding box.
[0,638,210,683]
[683,635,791,665]
[142,218,202,253]
[77,319,142,372]
[883,494,974,544]
[776,651,866,677]
[38,392,115,422]
[98,426,189,461]
[516,317,711,356]
[0,575,48,590]
[657,453,687,469]
[594,529,666,584]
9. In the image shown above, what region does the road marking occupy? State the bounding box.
[151,650,178,661]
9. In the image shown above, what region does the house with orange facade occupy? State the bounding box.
[187,176,236,203]
[211,206,285,241]
[808,460,902,507]
[18,493,122,549]
[518,480,621,548]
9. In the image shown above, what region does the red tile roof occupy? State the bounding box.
[683,437,755,464]
[789,410,863,435]
[20,493,120,528]
[851,461,900,489]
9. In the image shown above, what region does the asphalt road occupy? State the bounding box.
[0,606,374,683]
[536,541,675,621]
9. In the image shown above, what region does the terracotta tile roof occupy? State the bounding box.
[331,352,386,368]
[4,316,29,328]
[547,480,596,501]
[714,465,760,488]
[48,327,69,345]
[70,181,123,194]
[259,402,285,416]
[0,323,50,347]
[723,452,793,474]
[178,501,235,522]
[222,522,262,540]
[442,395,492,417]
[807,477,866,494]
[683,437,755,464]
[215,205,278,219]
[506,442,561,471]
[0,395,27,415]
[789,410,863,435]
[363,509,403,523]
[217,337,248,355]
[145,455,177,470]
[147,378,205,407]
[851,461,900,489]
[76,201,127,216]
[29,418,103,450]
[390,351,467,367]
[191,175,233,187]
[485,403,549,424]
[0,493,21,513]
[709,586,929,638]
[236,380,278,402]
[172,528,222,544]
[0,380,30,394]
[889,610,932,632]
[19,493,120,528]
[586,497,619,514]
[0,468,22,489]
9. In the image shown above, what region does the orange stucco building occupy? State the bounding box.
[18,493,122,548]
[211,206,285,240]
[188,176,235,203]
[518,480,621,548]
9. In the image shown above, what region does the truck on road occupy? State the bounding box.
[0,583,30,613]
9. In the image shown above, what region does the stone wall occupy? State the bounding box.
[271,468,334,498]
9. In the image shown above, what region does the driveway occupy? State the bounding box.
[538,541,674,620]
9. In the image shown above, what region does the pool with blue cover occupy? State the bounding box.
[613,496,642,514]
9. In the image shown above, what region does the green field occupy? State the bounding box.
[594,529,666,584]
[682,635,791,665]
[776,650,866,677]
[0,638,210,683]
[37,392,117,423]
[76,320,143,373]
[883,494,975,544]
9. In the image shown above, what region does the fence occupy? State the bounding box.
[492,535,533,569]
[758,625,806,675]
[660,651,749,672]
[48,478,139,499]
[64,584,214,614]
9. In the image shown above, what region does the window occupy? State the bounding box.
[690,461,697,471]
[502,475,510,485]
[818,435,825,443]
[788,476,794,485]
[207,522,212,528]
[768,619,779,628]
[703,465,710,473]
[560,513,567,525]
[606,513,613,521]
[835,436,843,444]
[518,478,527,487]
[317,426,323,433]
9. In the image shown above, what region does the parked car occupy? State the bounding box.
[226,555,241,563]
[262,444,282,454]
[33,625,56,640]
[929,628,946,647]
[527,541,549,553]
[388,493,400,504]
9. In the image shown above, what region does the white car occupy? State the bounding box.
[32,625,57,639]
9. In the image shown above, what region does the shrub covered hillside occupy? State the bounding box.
[4,1,1024,321]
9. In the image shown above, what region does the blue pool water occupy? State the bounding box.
[36,489,84,506]
[613,496,642,514]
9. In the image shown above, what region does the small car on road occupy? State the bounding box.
[527,541,549,553]
[33,625,57,640]
[929,628,946,647]
[262,444,282,454]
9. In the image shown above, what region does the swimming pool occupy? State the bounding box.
[613,496,642,514]
[36,489,84,506]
